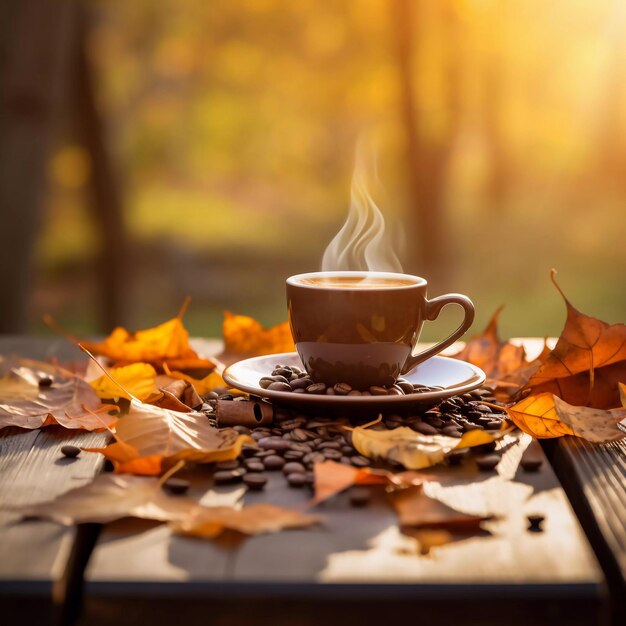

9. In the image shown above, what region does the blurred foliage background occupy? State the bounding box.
[18,0,626,339]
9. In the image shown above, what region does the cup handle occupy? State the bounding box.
[401,293,475,374]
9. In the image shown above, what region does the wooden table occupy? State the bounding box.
[0,337,623,626]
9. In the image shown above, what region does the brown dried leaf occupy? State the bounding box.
[175,503,321,538]
[0,358,118,431]
[312,460,433,505]
[553,395,625,442]
[18,474,197,524]
[524,271,626,409]
[85,398,251,475]
[450,306,526,380]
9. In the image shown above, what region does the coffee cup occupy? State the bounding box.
[286,271,475,389]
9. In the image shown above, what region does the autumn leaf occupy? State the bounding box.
[552,395,625,442]
[86,398,251,475]
[350,425,503,470]
[220,311,295,362]
[18,474,197,524]
[0,358,118,431]
[450,306,526,380]
[312,460,431,505]
[17,473,246,525]
[146,378,203,412]
[523,271,626,409]
[174,503,321,538]
[389,486,493,554]
[620,382,626,407]
[55,299,215,371]
[90,363,158,402]
[159,367,228,396]
[506,392,576,438]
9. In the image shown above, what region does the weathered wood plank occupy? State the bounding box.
[0,427,108,624]
[553,436,626,625]
[82,433,607,626]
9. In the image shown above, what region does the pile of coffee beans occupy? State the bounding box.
[202,385,509,493]
[259,364,442,396]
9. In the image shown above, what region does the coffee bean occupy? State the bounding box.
[233,425,251,435]
[269,375,290,384]
[521,457,543,472]
[396,381,414,394]
[334,383,352,395]
[462,422,483,432]
[341,445,355,456]
[369,386,388,396]
[163,478,190,495]
[282,462,306,476]
[273,367,292,378]
[290,377,312,390]
[486,420,504,430]
[442,426,462,438]
[322,449,342,461]
[284,450,304,460]
[447,449,469,465]
[293,388,305,394]
[318,441,340,450]
[60,445,81,458]
[306,383,327,394]
[268,382,292,392]
[291,428,310,442]
[387,387,403,396]
[340,456,352,464]
[243,473,268,490]
[219,393,234,401]
[215,460,240,470]
[259,377,274,389]
[303,452,326,465]
[409,422,438,436]
[350,487,371,507]
[244,460,264,472]
[326,387,336,395]
[527,514,545,532]
[253,449,275,458]
[38,376,53,388]
[287,472,307,487]
[351,455,371,467]
[288,442,313,454]
[476,454,500,471]
[424,416,445,428]
[348,390,362,396]
[214,468,245,484]
[258,436,291,451]
[263,455,286,471]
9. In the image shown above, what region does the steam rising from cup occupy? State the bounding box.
[321,141,403,273]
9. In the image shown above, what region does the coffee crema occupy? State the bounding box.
[295,276,416,289]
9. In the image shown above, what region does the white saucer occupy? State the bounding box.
[223,352,486,412]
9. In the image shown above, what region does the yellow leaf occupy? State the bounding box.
[351,426,500,470]
[221,311,295,360]
[90,363,158,401]
[506,392,576,438]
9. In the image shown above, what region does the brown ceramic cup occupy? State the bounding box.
[286,271,475,389]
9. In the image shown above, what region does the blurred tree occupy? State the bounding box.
[392,0,461,286]
[0,0,76,332]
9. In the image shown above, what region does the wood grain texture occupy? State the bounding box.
[553,436,626,625]
[0,427,108,624]
[82,433,607,626]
